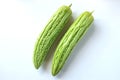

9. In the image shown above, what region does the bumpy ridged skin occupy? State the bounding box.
[52,11,94,76]
[33,5,72,69]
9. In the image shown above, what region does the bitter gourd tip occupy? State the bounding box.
[91,10,94,14]
[35,64,39,69]
[52,70,58,76]
[69,3,72,7]
[52,72,56,76]
[34,62,40,69]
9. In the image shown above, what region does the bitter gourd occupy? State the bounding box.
[33,5,72,69]
[52,11,94,76]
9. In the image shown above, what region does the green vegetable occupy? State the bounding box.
[33,4,72,69]
[52,11,94,76]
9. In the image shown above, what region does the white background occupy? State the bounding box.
[0,0,120,80]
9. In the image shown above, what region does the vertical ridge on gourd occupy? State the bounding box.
[52,11,94,76]
[33,5,72,69]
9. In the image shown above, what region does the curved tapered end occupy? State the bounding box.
[52,67,61,76]
[91,10,94,14]
[33,55,41,69]
[52,65,59,76]
[52,70,58,76]
[52,67,56,76]
[33,61,40,69]
[69,3,72,7]
[52,72,56,76]
[34,64,40,69]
